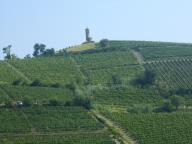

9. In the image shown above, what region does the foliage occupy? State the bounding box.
[23,97,32,107]
[170,95,184,109]
[30,79,42,87]
[2,45,11,59]
[12,79,23,86]
[33,43,46,57]
[133,69,155,86]
[99,39,109,48]
[127,105,153,114]
[66,96,92,110]
[155,101,175,112]
[48,99,63,106]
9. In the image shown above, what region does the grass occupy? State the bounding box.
[66,42,96,52]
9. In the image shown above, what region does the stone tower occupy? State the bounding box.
[85,28,92,42]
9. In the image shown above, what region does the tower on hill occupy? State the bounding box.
[85,28,92,42]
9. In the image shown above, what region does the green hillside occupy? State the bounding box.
[1,40,192,143]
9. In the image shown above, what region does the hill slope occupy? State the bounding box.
[1,40,192,143]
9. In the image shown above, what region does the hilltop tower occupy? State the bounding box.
[85,28,92,42]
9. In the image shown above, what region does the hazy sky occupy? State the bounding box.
[0,0,192,59]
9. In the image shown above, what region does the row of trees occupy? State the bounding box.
[2,43,57,60]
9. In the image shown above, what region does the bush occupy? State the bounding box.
[99,39,109,48]
[170,95,184,110]
[51,83,62,88]
[155,101,175,112]
[65,96,92,110]
[134,69,155,86]
[48,99,63,106]
[127,105,153,114]
[23,97,32,107]
[12,79,23,86]
[30,80,42,87]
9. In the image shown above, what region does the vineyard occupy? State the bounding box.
[8,57,83,85]
[94,86,162,106]
[139,45,192,61]
[74,50,141,85]
[0,133,114,144]
[145,59,192,90]
[102,111,192,144]
[0,107,103,133]
[0,61,25,84]
[1,40,192,143]
[0,85,73,104]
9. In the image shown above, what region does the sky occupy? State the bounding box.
[0,0,192,59]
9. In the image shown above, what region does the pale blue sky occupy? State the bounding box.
[0,0,192,59]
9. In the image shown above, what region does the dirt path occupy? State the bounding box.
[91,110,135,144]
[4,61,31,83]
[132,50,144,64]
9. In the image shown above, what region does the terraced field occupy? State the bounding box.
[8,57,83,85]
[94,86,162,106]
[102,111,192,144]
[145,59,192,90]
[74,50,142,85]
[139,45,192,61]
[0,133,114,144]
[0,61,26,84]
[1,40,192,143]
[0,85,73,104]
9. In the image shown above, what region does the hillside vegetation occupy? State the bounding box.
[1,40,192,143]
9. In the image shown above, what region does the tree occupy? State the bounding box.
[72,96,92,110]
[42,48,55,56]
[134,69,155,86]
[33,43,46,57]
[170,95,184,110]
[24,54,31,59]
[2,45,11,59]
[10,54,19,60]
[99,39,109,48]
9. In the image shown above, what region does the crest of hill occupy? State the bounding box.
[66,42,96,52]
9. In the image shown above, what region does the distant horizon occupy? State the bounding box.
[1,0,192,59]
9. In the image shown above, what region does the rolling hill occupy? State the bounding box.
[1,40,192,144]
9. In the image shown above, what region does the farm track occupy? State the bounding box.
[4,61,31,83]
[91,110,135,144]
[132,50,144,64]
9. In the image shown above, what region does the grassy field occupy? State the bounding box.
[66,42,96,52]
